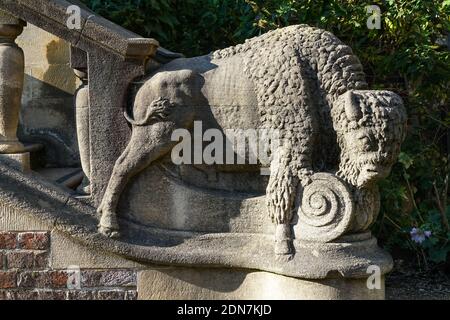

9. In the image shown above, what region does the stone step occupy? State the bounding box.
[23,143,45,171]
[34,167,84,190]
[23,143,44,153]
[0,143,44,172]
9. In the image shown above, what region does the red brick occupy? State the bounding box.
[67,290,96,300]
[7,290,39,300]
[18,232,49,250]
[81,270,137,287]
[125,290,138,300]
[0,271,17,289]
[36,290,66,300]
[6,251,34,269]
[18,271,69,289]
[33,251,49,270]
[97,289,125,300]
[0,232,17,249]
[3,289,66,300]
[0,291,16,300]
[51,271,70,287]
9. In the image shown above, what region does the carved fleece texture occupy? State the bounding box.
[213,25,368,224]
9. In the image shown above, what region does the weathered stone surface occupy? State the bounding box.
[0,1,158,203]
[0,2,408,300]
[0,9,25,25]
[138,268,385,300]
[0,164,394,280]
[0,14,26,154]
[74,73,90,194]
[0,0,159,59]
[17,24,80,167]
[96,24,406,264]
[0,202,52,231]
[50,230,144,269]
[119,165,272,234]
[0,153,30,172]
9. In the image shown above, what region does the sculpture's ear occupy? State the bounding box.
[381,90,408,142]
[344,91,362,121]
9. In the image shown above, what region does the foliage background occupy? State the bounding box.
[81,0,450,267]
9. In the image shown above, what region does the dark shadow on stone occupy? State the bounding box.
[19,74,79,168]
[160,268,248,293]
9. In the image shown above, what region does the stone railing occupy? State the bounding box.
[0,0,159,205]
[0,11,28,170]
[0,1,408,301]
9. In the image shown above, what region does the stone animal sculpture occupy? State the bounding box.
[97,25,407,257]
[330,90,406,232]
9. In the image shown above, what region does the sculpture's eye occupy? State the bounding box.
[359,136,370,144]
[358,134,375,151]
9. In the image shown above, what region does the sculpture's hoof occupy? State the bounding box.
[98,225,121,239]
[98,211,120,239]
[274,224,294,258]
[76,184,91,196]
[275,252,294,263]
[274,240,294,257]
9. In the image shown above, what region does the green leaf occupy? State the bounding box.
[398,152,414,169]
[428,247,449,263]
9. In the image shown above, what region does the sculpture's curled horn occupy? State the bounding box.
[344,91,362,121]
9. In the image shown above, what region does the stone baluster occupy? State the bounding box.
[0,11,29,171]
[74,69,91,194]
[71,46,90,195]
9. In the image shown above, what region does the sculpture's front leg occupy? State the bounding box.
[267,146,313,257]
[98,123,179,237]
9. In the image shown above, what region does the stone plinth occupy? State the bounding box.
[0,155,394,300]
[138,268,385,300]
[0,152,30,172]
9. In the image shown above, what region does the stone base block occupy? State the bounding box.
[138,267,385,300]
[0,152,30,172]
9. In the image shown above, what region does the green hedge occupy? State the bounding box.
[82,0,450,267]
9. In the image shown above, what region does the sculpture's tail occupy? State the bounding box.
[123,108,143,126]
[123,98,176,126]
[123,108,157,126]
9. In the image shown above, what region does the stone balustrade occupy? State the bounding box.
[0,1,407,301]
[0,10,29,171]
[0,0,159,204]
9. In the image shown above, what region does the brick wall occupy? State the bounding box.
[0,231,138,300]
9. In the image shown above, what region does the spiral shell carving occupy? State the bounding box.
[295,173,354,242]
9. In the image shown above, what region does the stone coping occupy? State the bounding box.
[0,160,393,280]
[0,0,159,59]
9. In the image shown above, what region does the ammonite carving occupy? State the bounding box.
[295,173,354,242]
